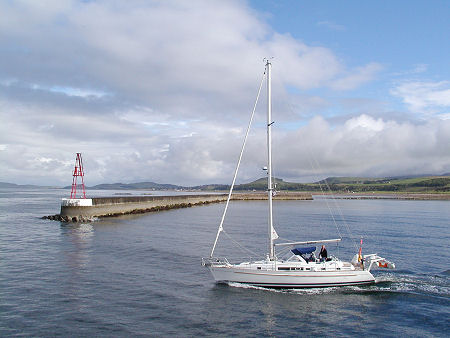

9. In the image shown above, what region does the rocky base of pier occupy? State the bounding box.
[42,214,96,222]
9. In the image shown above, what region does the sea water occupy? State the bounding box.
[0,188,449,336]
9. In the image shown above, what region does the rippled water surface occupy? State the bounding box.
[1,188,449,336]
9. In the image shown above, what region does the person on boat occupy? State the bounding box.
[319,245,328,261]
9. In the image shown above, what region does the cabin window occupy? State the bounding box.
[305,268,310,270]
[257,267,261,270]
[278,267,290,271]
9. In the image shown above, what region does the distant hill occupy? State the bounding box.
[314,175,450,193]
[0,182,47,189]
[234,177,311,191]
[316,177,390,185]
[0,182,18,188]
[195,175,450,193]
[192,177,311,191]
[190,183,230,191]
[3,173,450,193]
[65,181,184,190]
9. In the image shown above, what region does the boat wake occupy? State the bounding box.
[375,272,450,298]
[226,271,449,298]
[227,282,340,294]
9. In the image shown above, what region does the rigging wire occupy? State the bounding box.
[222,229,258,258]
[302,135,359,251]
[209,67,266,258]
[313,161,359,251]
[280,83,358,251]
[307,155,343,239]
[275,245,292,258]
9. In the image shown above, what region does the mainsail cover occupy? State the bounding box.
[291,247,316,255]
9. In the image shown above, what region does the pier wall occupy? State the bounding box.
[59,194,228,221]
[48,192,312,222]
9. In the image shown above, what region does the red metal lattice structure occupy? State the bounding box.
[70,153,86,199]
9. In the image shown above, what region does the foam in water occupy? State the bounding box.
[227,271,449,297]
[228,282,369,295]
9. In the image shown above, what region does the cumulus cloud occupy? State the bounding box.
[0,0,380,117]
[275,115,450,180]
[0,1,447,185]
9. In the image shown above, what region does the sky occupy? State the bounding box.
[1,0,449,186]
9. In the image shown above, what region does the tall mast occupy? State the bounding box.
[209,67,267,258]
[266,60,275,260]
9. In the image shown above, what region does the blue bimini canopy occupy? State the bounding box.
[291,246,316,256]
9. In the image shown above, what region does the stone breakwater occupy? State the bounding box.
[43,192,312,222]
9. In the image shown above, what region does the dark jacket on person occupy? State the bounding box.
[319,247,328,260]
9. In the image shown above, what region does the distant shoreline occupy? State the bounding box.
[312,192,450,200]
[1,184,449,200]
[2,174,449,195]
[208,191,450,201]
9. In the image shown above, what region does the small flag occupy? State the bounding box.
[358,238,363,262]
[271,226,279,240]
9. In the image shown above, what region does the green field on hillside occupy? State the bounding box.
[206,175,450,193]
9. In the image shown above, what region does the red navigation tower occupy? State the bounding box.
[70,153,86,199]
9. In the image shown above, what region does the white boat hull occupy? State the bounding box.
[208,265,375,288]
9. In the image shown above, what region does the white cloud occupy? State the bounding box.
[391,80,450,115]
[0,1,447,185]
[330,63,383,91]
[1,94,448,185]
[266,34,343,89]
[0,0,377,118]
[344,114,385,133]
[276,115,450,180]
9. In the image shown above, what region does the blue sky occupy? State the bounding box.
[251,0,450,115]
[0,0,449,185]
[252,1,449,68]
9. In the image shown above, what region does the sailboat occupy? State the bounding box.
[202,60,395,288]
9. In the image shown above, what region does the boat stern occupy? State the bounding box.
[359,254,396,271]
